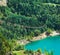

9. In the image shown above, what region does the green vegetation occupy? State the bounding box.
[46,28,52,35]
[13,51,25,55]
[0,0,60,40]
[13,49,53,55]
[0,33,11,55]
[0,0,60,55]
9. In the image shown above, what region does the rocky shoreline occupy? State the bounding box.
[17,31,60,45]
[32,31,60,41]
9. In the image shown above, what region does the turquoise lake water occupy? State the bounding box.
[25,35,60,55]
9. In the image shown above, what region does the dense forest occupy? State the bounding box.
[0,0,60,55]
[0,0,60,39]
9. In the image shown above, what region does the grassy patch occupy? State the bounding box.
[13,50,26,55]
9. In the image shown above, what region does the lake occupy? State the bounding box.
[25,35,60,55]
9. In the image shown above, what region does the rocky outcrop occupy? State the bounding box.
[0,0,7,6]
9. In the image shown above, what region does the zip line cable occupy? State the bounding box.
[20,24,46,28]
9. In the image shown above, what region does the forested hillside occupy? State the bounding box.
[0,0,60,39]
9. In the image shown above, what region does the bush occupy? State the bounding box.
[14,45,24,51]
[46,28,52,36]
[34,30,41,36]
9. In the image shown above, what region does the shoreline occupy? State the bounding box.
[32,31,60,41]
[17,31,60,45]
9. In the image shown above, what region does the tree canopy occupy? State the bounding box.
[0,0,60,39]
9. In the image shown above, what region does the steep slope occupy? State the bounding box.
[0,0,60,39]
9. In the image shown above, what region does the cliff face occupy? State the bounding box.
[0,0,7,6]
